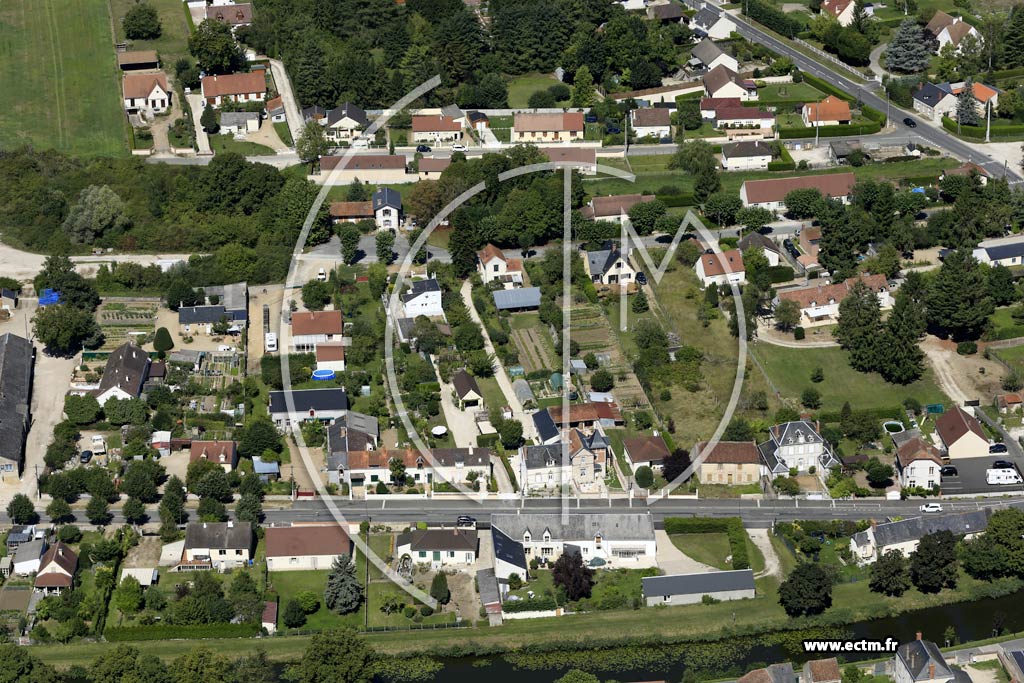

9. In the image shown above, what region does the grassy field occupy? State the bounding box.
[209,134,276,156]
[0,0,127,156]
[507,72,563,108]
[757,82,824,102]
[274,121,294,146]
[671,533,734,570]
[477,376,509,412]
[109,0,192,64]
[988,307,1024,341]
[993,344,1024,375]
[751,344,949,412]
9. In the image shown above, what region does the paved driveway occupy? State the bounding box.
[185,94,212,155]
[654,530,716,574]
[268,58,303,144]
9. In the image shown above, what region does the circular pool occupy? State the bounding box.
[883,420,904,434]
[312,369,336,381]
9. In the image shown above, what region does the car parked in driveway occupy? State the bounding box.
[989,443,1008,454]
[992,459,1016,470]
[79,450,93,464]
[920,503,943,513]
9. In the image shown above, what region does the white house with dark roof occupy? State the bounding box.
[322,102,369,142]
[490,513,657,571]
[894,635,961,683]
[396,528,478,568]
[179,521,254,570]
[894,436,943,490]
[452,370,483,407]
[692,6,736,39]
[691,38,738,72]
[95,342,150,406]
[972,235,1024,267]
[850,509,990,564]
[737,232,783,266]
[268,388,348,429]
[34,542,78,595]
[518,429,610,493]
[372,187,403,230]
[401,279,443,318]
[0,333,33,477]
[758,420,838,477]
[721,141,773,171]
[220,111,260,135]
[642,569,755,606]
[584,242,636,286]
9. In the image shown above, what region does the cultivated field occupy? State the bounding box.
[0,0,127,156]
[571,304,650,409]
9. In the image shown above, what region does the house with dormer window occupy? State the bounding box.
[758,420,839,478]
[489,513,657,588]
[518,428,610,494]
[774,274,892,328]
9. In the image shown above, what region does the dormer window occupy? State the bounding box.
[543,532,551,542]
[523,532,531,542]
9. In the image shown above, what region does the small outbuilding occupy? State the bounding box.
[642,569,755,606]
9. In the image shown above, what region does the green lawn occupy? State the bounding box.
[994,344,1024,377]
[510,313,541,330]
[0,0,127,157]
[274,121,293,147]
[209,134,276,156]
[477,376,509,411]
[268,569,363,632]
[507,73,563,108]
[776,113,806,129]
[751,344,949,412]
[671,533,734,570]
[756,82,825,103]
[988,306,1024,341]
[110,0,192,64]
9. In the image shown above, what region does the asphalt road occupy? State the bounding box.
[7,496,1022,528]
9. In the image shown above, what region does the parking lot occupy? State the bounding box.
[941,455,1024,496]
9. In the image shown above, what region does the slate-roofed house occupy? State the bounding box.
[690,38,738,72]
[176,282,247,334]
[402,279,443,318]
[12,538,45,575]
[96,342,150,406]
[325,412,382,484]
[372,187,403,230]
[642,568,755,606]
[584,242,637,286]
[518,428,610,493]
[972,235,1024,268]
[758,420,838,478]
[268,388,348,429]
[0,333,33,477]
[490,513,657,573]
[220,111,260,135]
[322,102,369,141]
[265,523,353,571]
[180,521,254,570]
[452,370,483,406]
[5,525,37,552]
[491,524,529,586]
[850,509,990,564]
[34,542,78,595]
[694,440,763,485]
[396,528,478,568]
[934,406,988,459]
[492,287,541,311]
[692,6,736,39]
[533,409,559,445]
[894,635,956,683]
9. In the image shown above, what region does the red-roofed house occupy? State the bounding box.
[623,435,671,470]
[775,274,891,327]
[262,601,277,634]
[821,0,861,27]
[511,112,585,143]
[411,114,463,143]
[316,344,346,372]
[935,406,988,459]
[201,72,267,107]
[123,72,171,117]
[290,311,344,352]
[693,441,763,485]
[418,157,451,180]
[802,96,852,127]
[895,437,943,490]
[189,440,238,472]
[34,542,78,595]
[997,393,1023,414]
[695,249,745,287]
[477,244,524,287]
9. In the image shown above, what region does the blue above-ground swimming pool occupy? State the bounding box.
[312,369,336,380]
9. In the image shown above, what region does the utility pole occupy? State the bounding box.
[814,98,820,147]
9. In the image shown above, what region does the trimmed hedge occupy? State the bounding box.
[802,73,853,102]
[779,121,881,138]
[660,194,698,207]
[817,406,904,423]
[767,265,795,283]
[941,116,1024,139]
[106,623,261,641]
[992,66,1024,81]
[502,595,557,612]
[768,160,796,171]
[477,433,500,448]
[663,517,750,570]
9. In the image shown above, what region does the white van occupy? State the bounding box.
[265,332,278,353]
[317,267,327,282]
[986,468,1023,485]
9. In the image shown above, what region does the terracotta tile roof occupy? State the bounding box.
[802,226,822,241]
[777,274,887,310]
[896,437,943,467]
[997,393,1023,409]
[935,405,986,447]
[698,249,744,277]
[593,401,623,423]
[316,343,346,362]
[412,114,462,132]
[821,0,853,17]
[477,243,506,264]
[291,310,343,336]
[418,157,451,173]
[803,95,851,123]
[206,2,252,24]
[806,659,842,683]
[548,402,622,424]
[513,112,585,133]
[541,147,596,165]
[262,601,277,624]
[329,201,373,218]
[950,81,998,104]
[189,440,237,465]
[201,72,265,98]
[714,106,774,122]
[320,155,406,171]
[623,435,671,463]
[123,71,168,100]
[631,107,671,127]
[696,440,759,464]
[700,97,742,111]
[117,50,158,67]
[589,193,655,218]
[265,524,351,558]
[741,172,856,205]
[945,161,992,178]
[266,95,284,111]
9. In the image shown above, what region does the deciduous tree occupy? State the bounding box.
[189,19,245,74]
[778,562,832,616]
[292,628,374,683]
[552,550,594,601]
[910,530,959,593]
[123,3,162,40]
[62,185,131,245]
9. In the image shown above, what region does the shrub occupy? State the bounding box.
[635,466,654,488]
[508,573,523,590]
[774,476,800,496]
[501,595,557,612]
[957,341,977,355]
[419,605,434,617]
[375,482,388,494]
[403,606,417,618]
[794,327,805,340]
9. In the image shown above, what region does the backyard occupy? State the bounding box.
[209,134,276,156]
[110,0,192,64]
[507,73,565,108]
[0,0,127,157]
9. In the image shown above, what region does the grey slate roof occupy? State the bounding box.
[13,538,45,566]
[723,140,773,159]
[302,105,327,121]
[913,82,949,109]
[642,568,755,597]
[452,370,481,400]
[178,305,229,325]
[0,333,33,468]
[184,522,253,551]
[430,447,491,468]
[403,278,440,303]
[691,38,725,65]
[491,513,655,543]
[269,388,348,414]
[523,443,563,469]
[737,231,783,256]
[397,528,477,552]
[586,242,624,278]
[203,282,247,320]
[440,104,464,119]
[326,411,379,462]
[852,510,991,549]
[491,525,527,570]
[220,111,259,128]
[896,640,952,682]
[492,287,541,310]
[98,343,150,399]
[373,186,402,211]
[982,240,1024,262]
[477,567,501,607]
[693,7,721,29]
[326,102,368,127]
[533,409,558,442]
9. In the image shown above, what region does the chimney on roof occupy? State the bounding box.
[916,631,923,640]
[929,664,935,680]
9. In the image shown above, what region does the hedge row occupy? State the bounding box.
[802,73,853,102]
[477,433,500,448]
[768,265,795,283]
[767,160,796,171]
[779,121,881,138]
[992,66,1024,80]
[941,116,1024,139]
[817,406,905,423]
[661,194,698,207]
[502,595,557,612]
[663,517,750,570]
[105,623,261,641]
